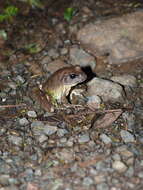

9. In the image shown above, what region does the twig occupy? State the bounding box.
[0,104,27,108]
[56,103,132,112]
[55,106,131,115]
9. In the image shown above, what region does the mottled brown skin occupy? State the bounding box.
[33,66,87,112]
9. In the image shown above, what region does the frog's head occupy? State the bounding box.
[60,66,87,86]
[43,65,87,103]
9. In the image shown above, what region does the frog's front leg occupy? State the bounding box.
[32,87,54,112]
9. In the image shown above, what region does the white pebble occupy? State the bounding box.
[120,130,135,143]
[27,111,37,118]
[112,161,127,173]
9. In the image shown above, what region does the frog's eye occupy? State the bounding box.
[69,74,77,79]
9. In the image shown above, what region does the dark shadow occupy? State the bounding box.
[81,66,96,83]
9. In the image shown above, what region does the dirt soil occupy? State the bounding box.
[0,0,143,190]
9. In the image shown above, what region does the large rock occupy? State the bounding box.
[69,46,96,70]
[87,77,125,103]
[45,59,70,74]
[77,11,143,64]
[111,75,137,87]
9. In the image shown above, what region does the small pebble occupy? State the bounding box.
[19,118,29,126]
[0,174,10,185]
[27,111,37,118]
[110,188,119,190]
[94,174,106,184]
[38,134,48,143]
[138,171,143,178]
[126,182,135,189]
[41,55,51,65]
[90,168,98,175]
[96,182,109,190]
[140,160,143,166]
[83,177,93,186]
[25,168,34,177]
[52,18,58,25]
[60,138,67,143]
[112,161,127,173]
[57,129,68,137]
[43,125,57,135]
[78,134,90,143]
[100,134,112,144]
[112,154,121,161]
[48,48,59,59]
[60,48,68,55]
[31,121,45,136]
[35,169,42,176]
[15,75,25,84]
[8,135,22,146]
[30,154,38,161]
[120,130,135,143]
[64,40,71,44]
[125,167,134,177]
[95,161,110,172]
[116,145,128,152]
[0,92,7,99]
[111,178,120,185]
[8,178,18,185]
[10,89,16,96]
[7,82,17,89]
[66,138,74,147]
[56,149,74,163]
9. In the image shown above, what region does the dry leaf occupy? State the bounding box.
[91,109,123,129]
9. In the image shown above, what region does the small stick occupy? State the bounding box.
[0,104,27,108]
[55,106,130,114]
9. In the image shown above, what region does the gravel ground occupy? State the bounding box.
[0,0,143,189]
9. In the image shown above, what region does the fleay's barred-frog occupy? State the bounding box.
[33,65,87,112]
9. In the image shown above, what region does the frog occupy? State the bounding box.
[33,65,87,112]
